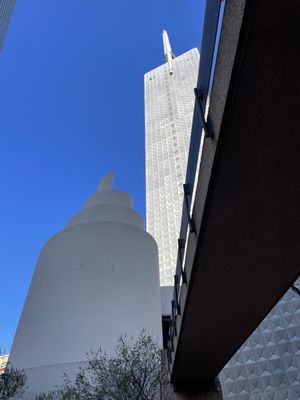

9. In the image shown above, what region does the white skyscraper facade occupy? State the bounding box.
[145,33,199,286]
[0,0,15,49]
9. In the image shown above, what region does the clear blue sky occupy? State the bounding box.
[0,0,205,352]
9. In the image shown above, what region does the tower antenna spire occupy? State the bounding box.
[162,30,175,75]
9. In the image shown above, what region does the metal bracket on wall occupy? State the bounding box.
[171,300,178,334]
[177,239,187,283]
[183,183,196,233]
[174,275,182,315]
[194,87,214,138]
[291,283,300,296]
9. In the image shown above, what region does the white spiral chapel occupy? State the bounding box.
[9,174,162,398]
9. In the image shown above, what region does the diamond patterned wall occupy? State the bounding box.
[220,280,300,399]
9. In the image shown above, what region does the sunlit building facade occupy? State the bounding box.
[145,32,199,286]
[0,354,9,374]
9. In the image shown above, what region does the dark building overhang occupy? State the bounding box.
[170,0,300,384]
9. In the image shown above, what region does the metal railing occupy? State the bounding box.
[166,0,225,372]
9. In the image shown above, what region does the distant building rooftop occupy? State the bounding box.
[0,354,9,373]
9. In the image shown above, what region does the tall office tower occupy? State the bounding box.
[0,0,15,49]
[145,31,199,286]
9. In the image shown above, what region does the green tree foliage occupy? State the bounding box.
[0,361,26,400]
[36,332,170,400]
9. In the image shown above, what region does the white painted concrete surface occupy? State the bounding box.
[9,176,162,398]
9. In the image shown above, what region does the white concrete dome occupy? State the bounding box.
[9,174,162,398]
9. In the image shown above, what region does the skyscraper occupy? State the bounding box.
[0,0,15,49]
[145,32,199,286]
[145,31,300,400]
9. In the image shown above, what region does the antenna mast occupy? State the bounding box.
[162,30,175,75]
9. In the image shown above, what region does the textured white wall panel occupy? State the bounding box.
[9,180,162,398]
